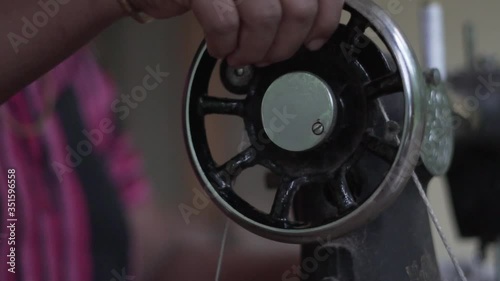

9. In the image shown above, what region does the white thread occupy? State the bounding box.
[376,100,468,281]
[412,173,468,281]
[215,219,230,281]
[495,241,500,281]
[377,99,391,121]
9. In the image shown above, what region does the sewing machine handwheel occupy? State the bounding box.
[183,0,426,243]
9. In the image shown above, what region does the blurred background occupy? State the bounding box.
[91,0,500,279]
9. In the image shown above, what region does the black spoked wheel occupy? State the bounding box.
[183,0,427,243]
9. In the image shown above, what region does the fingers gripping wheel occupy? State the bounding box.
[183,0,427,243]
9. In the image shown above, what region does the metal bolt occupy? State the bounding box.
[234,68,245,77]
[424,68,442,86]
[384,120,400,143]
[226,65,254,90]
[312,121,325,135]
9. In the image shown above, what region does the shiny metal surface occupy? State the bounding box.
[421,78,454,176]
[225,65,254,88]
[184,0,426,243]
[261,72,336,152]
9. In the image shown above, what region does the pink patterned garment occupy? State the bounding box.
[0,48,149,281]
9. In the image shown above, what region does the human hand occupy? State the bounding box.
[128,0,345,66]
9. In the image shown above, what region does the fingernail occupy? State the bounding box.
[307,39,326,51]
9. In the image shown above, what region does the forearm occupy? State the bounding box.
[0,0,125,102]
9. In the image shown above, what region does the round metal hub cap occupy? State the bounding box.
[421,82,454,176]
[261,72,337,152]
